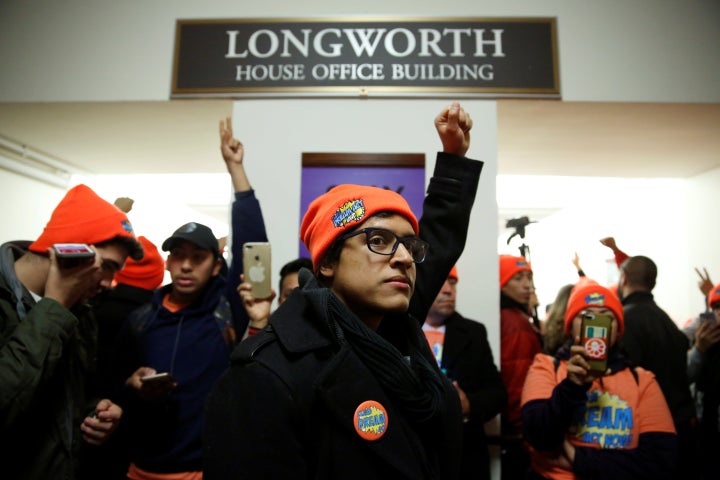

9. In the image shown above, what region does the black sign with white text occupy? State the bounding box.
[171,17,560,98]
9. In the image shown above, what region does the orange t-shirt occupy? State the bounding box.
[127,463,202,480]
[162,293,190,313]
[422,324,445,368]
[521,354,676,480]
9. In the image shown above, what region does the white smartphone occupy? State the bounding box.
[243,242,272,299]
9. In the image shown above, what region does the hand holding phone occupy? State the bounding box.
[699,312,717,326]
[243,242,272,298]
[53,243,96,269]
[138,372,177,399]
[141,372,175,386]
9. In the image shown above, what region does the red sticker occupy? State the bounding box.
[584,337,608,360]
[353,400,388,441]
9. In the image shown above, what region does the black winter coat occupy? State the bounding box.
[204,152,483,480]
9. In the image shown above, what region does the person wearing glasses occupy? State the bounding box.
[204,102,483,480]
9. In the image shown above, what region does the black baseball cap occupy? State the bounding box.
[162,222,219,257]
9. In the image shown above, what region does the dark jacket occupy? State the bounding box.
[440,312,507,480]
[522,346,678,479]
[204,152,484,479]
[92,284,154,394]
[114,276,235,472]
[0,241,98,480]
[619,291,695,426]
[110,189,268,473]
[206,274,463,479]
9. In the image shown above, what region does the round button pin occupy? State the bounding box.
[354,400,388,441]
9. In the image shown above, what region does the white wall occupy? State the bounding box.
[498,175,693,324]
[686,166,720,313]
[1,0,718,103]
[0,169,68,244]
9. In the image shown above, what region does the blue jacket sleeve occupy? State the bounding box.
[573,431,677,480]
[226,190,268,335]
[521,378,590,451]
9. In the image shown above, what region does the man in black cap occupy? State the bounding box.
[108,117,269,478]
[161,222,223,306]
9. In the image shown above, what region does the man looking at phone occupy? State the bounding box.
[0,184,144,480]
[521,279,678,479]
[112,117,268,479]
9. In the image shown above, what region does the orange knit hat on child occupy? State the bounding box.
[300,184,419,270]
[564,278,625,337]
[29,184,142,260]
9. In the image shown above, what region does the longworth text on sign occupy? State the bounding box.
[171,17,559,99]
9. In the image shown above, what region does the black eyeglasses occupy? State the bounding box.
[336,227,429,264]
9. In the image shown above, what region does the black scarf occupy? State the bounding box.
[299,269,448,427]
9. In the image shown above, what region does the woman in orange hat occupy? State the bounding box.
[520,280,677,479]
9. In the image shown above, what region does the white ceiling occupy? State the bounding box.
[0,100,718,179]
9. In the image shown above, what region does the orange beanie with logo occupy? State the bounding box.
[709,282,720,309]
[300,184,419,270]
[114,236,165,290]
[564,278,624,337]
[29,184,142,260]
[499,254,532,287]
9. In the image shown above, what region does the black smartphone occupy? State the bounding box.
[700,312,716,325]
[140,372,175,387]
[580,312,613,374]
[53,243,95,268]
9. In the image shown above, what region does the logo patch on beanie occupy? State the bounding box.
[354,400,388,441]
[332,199,366,228]
[516,260,528,267]
[584,292,606,307]
[122,220,134,234]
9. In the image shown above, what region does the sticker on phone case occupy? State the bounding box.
[354,400,388,441]
[584,337,608,360]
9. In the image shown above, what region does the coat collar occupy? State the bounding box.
[269,287,335,354]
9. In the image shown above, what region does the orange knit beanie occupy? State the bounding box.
[564,278,624,337]
[708,282,720,309]
[499,254,532,287]
[300,184,419,270]
[29,184,142,260]
[114,236,165,290]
